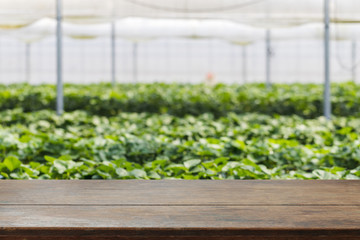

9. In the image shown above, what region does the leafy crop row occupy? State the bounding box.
[0,82,360,118]
[0,109,359,180]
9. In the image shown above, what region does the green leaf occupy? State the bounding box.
[53,160,67,174]
[3,156,21,172]
[232,140,246,150]
[184,159,201,169]
[148,171,161,179]
[96,169,112,179]
[44,156,56,163]
[58,155,73,161]
[1,172,9,179]
[222,161,241,171]
[130,169,147,179]
[10,172,30,179]
[115,168,129,177]
[313,170,338,180]
[19,135,32,143]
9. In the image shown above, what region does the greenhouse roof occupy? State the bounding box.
[0,0,359,28]
[1,17,360,43]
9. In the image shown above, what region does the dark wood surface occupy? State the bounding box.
[0,180,359,239]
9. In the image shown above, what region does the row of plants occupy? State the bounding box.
[0,109,359,180]
[0,82,360,118]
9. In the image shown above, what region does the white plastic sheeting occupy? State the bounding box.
[62,0,113,24]
[113,0,324,27]
[0,0,113,28]
[0,0,52,28]
[0,18,266,43]
[114,18,265,43]
[114,0,360,26]
[1,0,360,43]
[59,0,360,26]
[1,0,360,28]
[273,23,360,41]
[1,19,56,43]
[2,18,360,44]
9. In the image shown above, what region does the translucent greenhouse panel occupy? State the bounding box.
[5,17,360,44]
[112,0,324,27]
[271,24,323,41]
[113,0,360,27]
[0,36,357,84]
[114,18,265,43]
[0,18,265,43]
[61,0,360,26]
[62,0,113,23]
[331,24,360,41]
[115,18,194,42]
[3,18,56,43]
[0,0,113,27]
[0,0,52,29]
[332,0,360,23]
[1,0,360,28]
[191,20,265,44]
[271,23,360,42]
[64,22,110,39]
[2,18,112,42]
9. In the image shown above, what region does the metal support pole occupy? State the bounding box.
[266,30,271,89]
[111,21,116,86]
[352,40,357,83]
[324,0,331,120]
[56,0,63,115]
[25,43,31,83]
[242,46,247,84]
[133,42,138,83]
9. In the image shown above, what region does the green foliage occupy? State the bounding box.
[0,109,359,180]
[1,82,360,118]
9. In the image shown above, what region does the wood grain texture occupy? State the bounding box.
[0,180,359,205]
[0,180,359,240]
[1,206,360,228]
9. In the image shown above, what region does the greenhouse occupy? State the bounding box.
[0,0,359,180]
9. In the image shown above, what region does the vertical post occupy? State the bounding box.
[25,43,31,83]
[324,0,331,120]
[242,45,247,84]
[111,21,116,86]
[56,0,64,115]
[133,42,138,83]
[266,29,271,89]
[352,40,357,83]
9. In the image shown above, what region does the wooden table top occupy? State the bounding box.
[0,180,359,240]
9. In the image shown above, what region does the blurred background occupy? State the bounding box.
[1,37,358,84]
[2,0,360,181]
[0,0,359,85]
